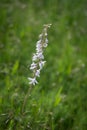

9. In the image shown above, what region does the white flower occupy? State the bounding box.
[39,61,46,70]
[45,38,48,44]
[35,69,40,77]
[37,52,44,59]
[43,43,48,47]
[36,42,42,53]
[39,34,43,39]
[28,77,38,85]
[32,54,38,61]
[45,33,47,36]
[36,40,41,45]
[43,39,48,48]
[30,62,37,70]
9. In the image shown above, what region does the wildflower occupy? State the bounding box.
[28,77,38,85]
[36,42,42,53]
[39,34,43,39]
[36,40,41,45]
[28,24,51,86]
[39,61,46,70]
[30,62,37,70]
[43,43,48,48]
[45,33,47,36]
[37,52,44,60]
[35,69,40,77]
[45,38,48,44]
[32,54,38,61]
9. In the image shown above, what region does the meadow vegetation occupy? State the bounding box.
[0,0,87,130]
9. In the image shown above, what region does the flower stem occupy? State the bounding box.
[22,85,32,115]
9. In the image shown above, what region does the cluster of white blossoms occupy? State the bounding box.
[28,24,51,86]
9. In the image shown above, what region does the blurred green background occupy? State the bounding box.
[0,0,87,130]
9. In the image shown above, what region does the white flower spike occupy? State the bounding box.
[28,24,51,86]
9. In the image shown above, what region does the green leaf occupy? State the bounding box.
[54,87,63,107]
[11,60,19,75]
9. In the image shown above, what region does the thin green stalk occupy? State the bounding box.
[22,85,32,115]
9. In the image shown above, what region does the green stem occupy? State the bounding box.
[22,85,32,115]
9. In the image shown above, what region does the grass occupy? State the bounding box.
[0,0,87,130]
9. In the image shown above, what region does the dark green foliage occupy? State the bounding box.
[0,0,87,130]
